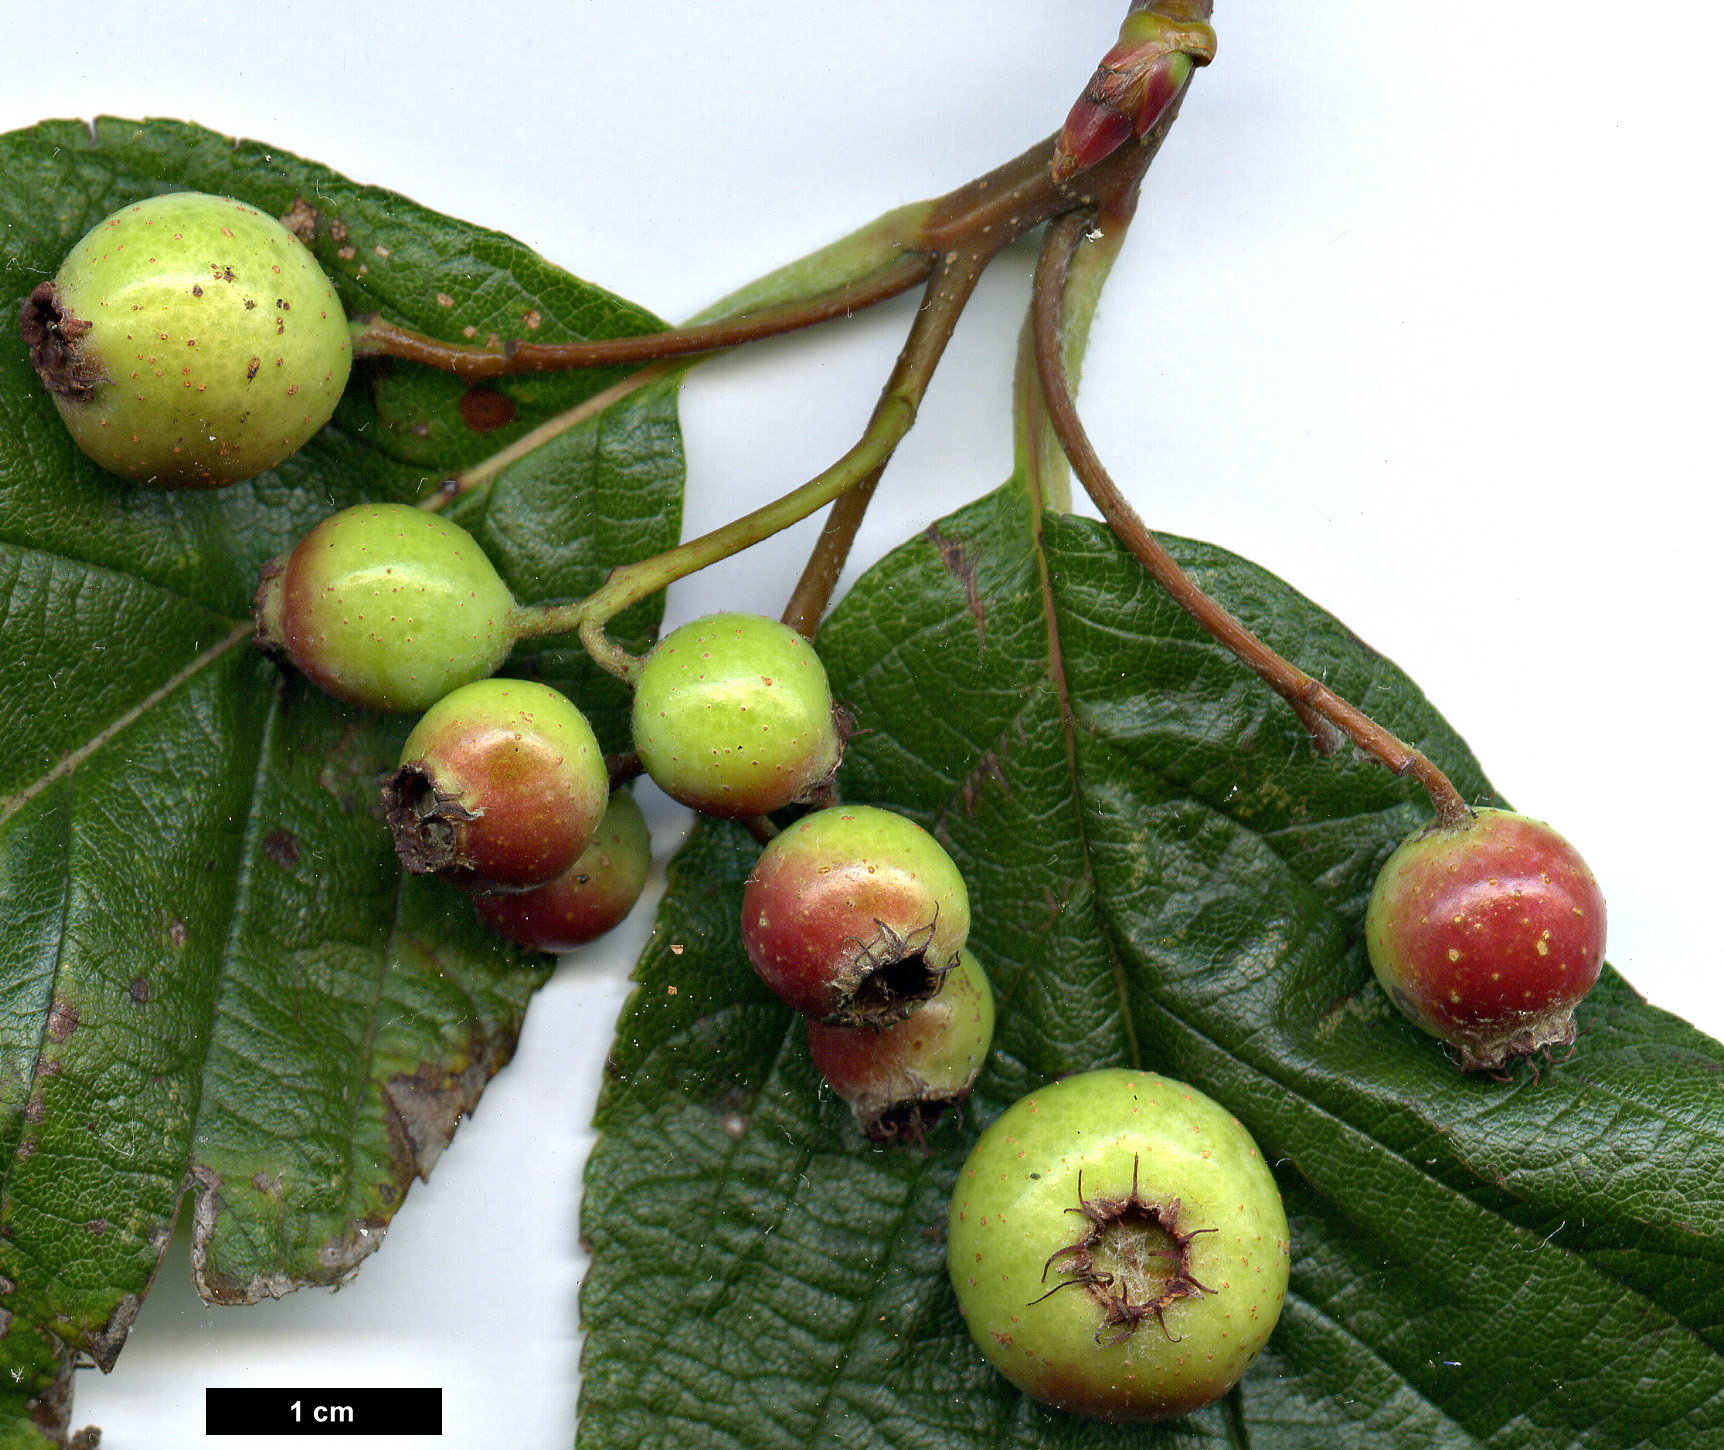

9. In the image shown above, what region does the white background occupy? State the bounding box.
[5,2,1721,1446]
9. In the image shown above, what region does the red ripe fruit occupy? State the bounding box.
[741,804,970,1028]
[1365,807,1607,1072]
[382,678,608,896]
[806,947,994,1140]
[475,788,652,952]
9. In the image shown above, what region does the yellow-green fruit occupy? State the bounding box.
[631,612,842,818]
[20,191,351,487]
[255,503,517,714]
[948,1069,1289,1423]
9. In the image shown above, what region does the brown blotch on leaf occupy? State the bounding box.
[381,1037,512,1190]
[958,748,1012,817]
[129,977,152,1005]
[24,1346,75,1441]
[279,197,319,244]
[262,829,300,870]
[46,997,80,1043]
[926,522,987,649]
[457,386,517,433]
[83,1291,142,1372]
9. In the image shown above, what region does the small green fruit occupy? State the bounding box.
[1365,807,1607,1072]
[475,788,652,952]
[255,502,518,714]
[20,191,352,487]
[631,612,843,818]
[382,678,609,895]
[806,946,994,1140]
[948,1069,1289,1423]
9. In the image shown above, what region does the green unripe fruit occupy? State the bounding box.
[631,611,843,818]
[255,502,518,714]
[475,788,652,952]
[948,1069,1289,1423]
[382,678,609,896]
[20,191,352,487]
[806,946,994,1140]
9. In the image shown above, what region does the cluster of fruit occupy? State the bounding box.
[20,188,1609,1425]
[249,496,1285,1421]
[253,500,646,953]
[254,492,995,1135]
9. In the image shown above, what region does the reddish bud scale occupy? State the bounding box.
[383,679,608,896]
[1365,808,1607,1071]
[1050,4,1215,181]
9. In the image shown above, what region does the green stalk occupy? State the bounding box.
[518,248,992,682]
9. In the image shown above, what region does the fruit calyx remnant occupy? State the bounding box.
[1035,1161,1216,1346]
[381,767,481,876]
[869,1093,952,1144]
[19,283,101,400]
[840,914,949,1023]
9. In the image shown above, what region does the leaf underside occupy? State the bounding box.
[578,483,1724,1450]
[0,118,683,1444]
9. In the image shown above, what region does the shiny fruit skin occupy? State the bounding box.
[475,788,651,951]
[255,503,517,714]
[631,612,842,818]
[806,946,994,1139]
[741,804,970,1027]
[383,679,608,895]
[947,1069,1289,1423]
[1365,808,1607,1072]
[22,191,351,487]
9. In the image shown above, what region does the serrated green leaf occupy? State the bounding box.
[578,482,1724,1449]
[0,117,685,1440]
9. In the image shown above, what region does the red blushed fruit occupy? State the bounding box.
[741,804,970,1027]
[475,788,651,951]
[806,947,994,1140]
[382,678,608,895]
[1365,807,1607,1072]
